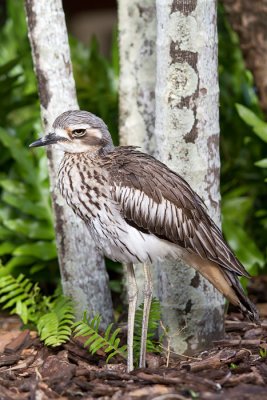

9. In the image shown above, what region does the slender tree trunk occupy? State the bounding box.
[25,0,113,325]
[155,0,224,355]
[118,1,157,303]
[119,0,224,355]
[119,1,157,153]
[222,0,267,115]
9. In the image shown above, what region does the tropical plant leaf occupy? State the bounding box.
[255,158,267,168]
[0,273,74,345]
[236,104,267,143]
[4,219,54,240]
[37,296,75,347]
[133,298,161,360]
[73,312,127,362]
[13,241,57,261]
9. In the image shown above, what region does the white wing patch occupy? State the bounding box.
[112,184,236,268]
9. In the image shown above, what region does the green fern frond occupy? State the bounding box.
[73,312,127,362]
[0,274,39,324]
[37,296,75,347]
[133,297,161,359]
[0,274,75,347]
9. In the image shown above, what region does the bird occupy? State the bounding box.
[29,110,259,372]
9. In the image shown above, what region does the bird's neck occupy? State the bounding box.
[63,151,100,164]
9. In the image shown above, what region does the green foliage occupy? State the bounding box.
[0,0,57,280]
[259,348,267,359]
[222,191,265,273]
[133,298,161,360]
[0,108,57,278]
[236,104,267,175]
[0,1,120,287]
[230,363,238,370]
[73,299,162,364]
[37,296,75,347]
[219,5,267,274]
[70,33,119,143]
[0,274,75,346]
[0,274,39,323]
[73,313,127,362]
[236,105,267,143]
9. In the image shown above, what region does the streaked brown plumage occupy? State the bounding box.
[30,110,260,371]
[104,147,258,319]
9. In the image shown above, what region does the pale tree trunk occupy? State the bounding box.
[118,1,158,303]
[222,0,267,115]
[119,1,157,153]
[155,0,224,354]
[25,0,113,325]
[119,0,224,355]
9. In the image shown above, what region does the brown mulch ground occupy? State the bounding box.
[0,277,267,400]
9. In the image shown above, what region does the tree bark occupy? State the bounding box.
[118,1,158,303]
[25,0,113,325]
[119,1,157,153]
[222,0,267,115]
[155,0,224,355]
[119,0,224,355]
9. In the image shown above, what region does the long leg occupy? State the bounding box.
[139,263,153,368]
[126,263,138,372]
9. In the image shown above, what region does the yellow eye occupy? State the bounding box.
[72,129,86,137]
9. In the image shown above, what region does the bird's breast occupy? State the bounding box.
[58,155,110,223]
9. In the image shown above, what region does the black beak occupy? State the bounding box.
[29,133,63,148]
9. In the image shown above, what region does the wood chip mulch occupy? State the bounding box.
[0,277,267,400]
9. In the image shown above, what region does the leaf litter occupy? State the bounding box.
[0,276,266,400]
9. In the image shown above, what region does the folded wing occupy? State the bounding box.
[104,147,249,278]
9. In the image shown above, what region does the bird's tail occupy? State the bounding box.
[185,253,260,324]
[223,269,260,324]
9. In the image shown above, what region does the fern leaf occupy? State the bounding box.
[0,274,74,346]
[133,297,161,361]
[73,322,92,337]
[106,345,127,364]
[114,337,120,349]
[4,296,26,309]
[104,323,113,340]
[0,283,22,293]
[84,333,99,348]
[74,312,127,362]
[15,299,28,325]
[104,345,114,353]
[106,350,119,363]
[90,337,105,354]
[0,274,40,325]
[109,328,121,346]
[37,296,75,347]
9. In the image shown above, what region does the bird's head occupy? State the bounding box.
[29,110,114,154]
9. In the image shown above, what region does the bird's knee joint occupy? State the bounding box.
[128,293,137,303]
[128,288,138,302]
[143,288,153,298]
[143,282,153,297]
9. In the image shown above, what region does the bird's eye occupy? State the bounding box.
[72,129,86,137]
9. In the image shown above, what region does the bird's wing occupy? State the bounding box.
[103,147,249,278]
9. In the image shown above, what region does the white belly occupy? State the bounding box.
[89,204,185,264]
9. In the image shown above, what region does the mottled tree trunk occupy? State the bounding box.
[118,1,158,303]
[25,0,113,325]
[119,0,224,355]
[222,0,267,115]
[155,0,224,355]
[119,1,157,153]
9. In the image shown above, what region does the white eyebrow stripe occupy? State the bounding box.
[54,128,70,138]
[70,124,91,130]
